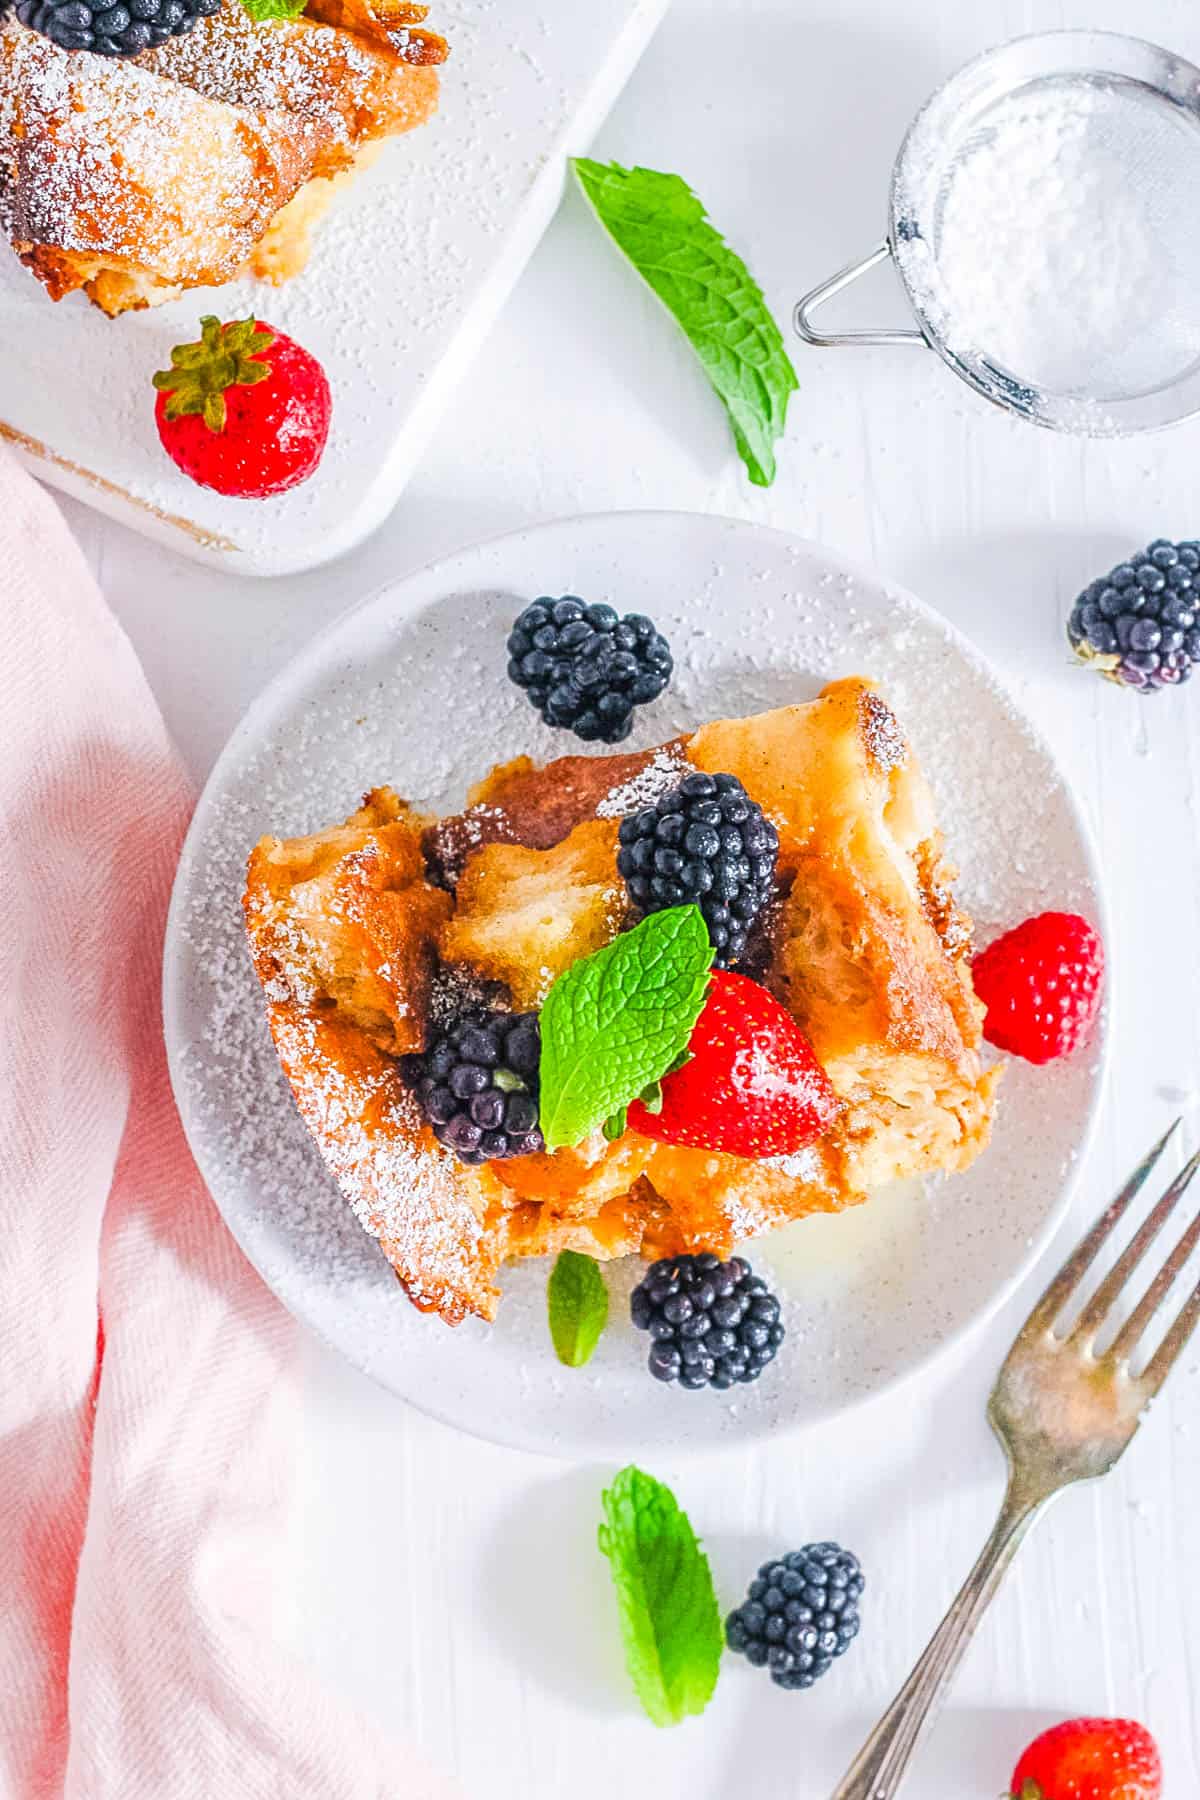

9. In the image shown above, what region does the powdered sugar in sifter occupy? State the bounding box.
[794,31,1200,436]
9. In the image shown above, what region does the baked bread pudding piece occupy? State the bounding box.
[0,0,444,314]
[243,679,1000,1324]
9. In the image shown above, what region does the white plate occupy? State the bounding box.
[163,511,1107,1455]
[0,0,667,576]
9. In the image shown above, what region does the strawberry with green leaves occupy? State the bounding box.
[152,316,331,498]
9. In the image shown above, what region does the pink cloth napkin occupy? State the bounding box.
[0,450,448,1799]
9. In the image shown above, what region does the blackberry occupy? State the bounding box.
[1068,538,1200,691]
[726,1543,864,1691]
[616,771,778,967]
[630,1253,785,1390]
[18,0,220,56]
[406,1010,543,1165]
[506,596,673,743]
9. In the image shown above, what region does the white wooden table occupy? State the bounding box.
[63,1,1200,1792]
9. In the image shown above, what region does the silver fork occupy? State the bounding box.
[833,1122,1200,1800]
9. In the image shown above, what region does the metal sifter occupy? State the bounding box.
[794,31,1200,436]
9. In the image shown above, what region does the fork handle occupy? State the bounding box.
[830,1484,1047,1799]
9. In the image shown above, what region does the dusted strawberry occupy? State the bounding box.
[152,316,331,498]
[973,910,1104,1066]
[627,969,838,1158]
[1010,1716,1162,1800]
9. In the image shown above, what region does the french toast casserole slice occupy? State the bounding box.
[243,680,1001,1325]
[0,0,444,313]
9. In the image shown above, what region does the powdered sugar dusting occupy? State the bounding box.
[165,518,1105,1452]
[268,1004,488,1315]
[860,688,908,774]
[891,59,1200,432]
[0,0,667,572]
[426,959,498,1027]
[594,743,692,817]
[2,19,323,269]
[140,6,393,149]
[763,1147,822,1182]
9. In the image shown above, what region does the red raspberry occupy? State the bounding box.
[152,316,330,498]
[973,911,1104,1065]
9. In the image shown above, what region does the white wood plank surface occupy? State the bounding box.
[60,1,1200,1792]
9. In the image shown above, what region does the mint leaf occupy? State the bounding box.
[602,1106,629,1143]
[598,1465,722,1727]
[538,907,712,1150]
[547,1250,609,1367]
[572,159,798,487]
[239,0,306,20]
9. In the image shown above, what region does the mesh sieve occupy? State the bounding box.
[796,32,1200,436]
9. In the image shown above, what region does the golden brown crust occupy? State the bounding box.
[3,24,329,304]
[301,0,448,62]
[140,7,439,177]
[244,146,378,284]
[244,787,449,1057]
[244,789,503,1323]
[255,988,506,1324]
[0,4,441,313]
[243,680,1001,1325]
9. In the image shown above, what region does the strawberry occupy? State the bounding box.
[972,910,1104,1065]
[152,316,331,498]
[627,968,838,1158]
[1010,1716,1162,1800]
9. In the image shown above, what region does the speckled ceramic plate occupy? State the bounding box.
[163,512,1108,1454]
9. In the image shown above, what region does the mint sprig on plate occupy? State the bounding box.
[547,1250,609,1367]
[537,906,713,1150]
[599,1465,723,1727]
[572,159,798,487]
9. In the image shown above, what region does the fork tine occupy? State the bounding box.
[1071,1149,1200,1346]
[1139,1272,1200,1397]
[1024,1121,1181,1333]
[1109,1157,1200,1363]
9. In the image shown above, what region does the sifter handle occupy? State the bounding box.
[793,241,925,348]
